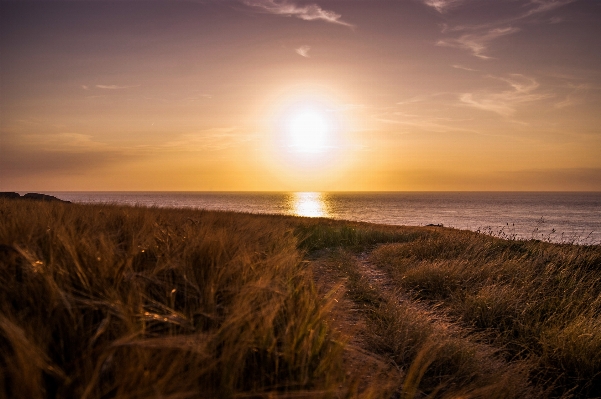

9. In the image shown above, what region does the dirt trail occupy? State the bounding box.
[310,251,402,394]
[354,251,475,340]
[311,248,534,397]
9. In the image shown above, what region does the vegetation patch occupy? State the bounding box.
[372,230,601,397]
[1,199,599,398]
[0,200,344,398]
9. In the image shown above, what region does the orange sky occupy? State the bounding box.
[1,0,601,191]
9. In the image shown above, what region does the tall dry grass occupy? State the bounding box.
[0,200,344,398]
[372,229,601,398]
[322,248,535,399]
[2,199,599,398]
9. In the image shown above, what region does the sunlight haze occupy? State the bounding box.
[1,0,600,191]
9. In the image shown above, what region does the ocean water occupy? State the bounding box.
[44,191,601,245]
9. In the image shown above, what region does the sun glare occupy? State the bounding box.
[289,192,329,218]
[260,86,360,185]
[288,110,329,153]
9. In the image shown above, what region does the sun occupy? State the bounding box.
[288,109,330,153]
[260,86,360,182]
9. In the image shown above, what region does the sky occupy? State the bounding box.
[1,0,600,191]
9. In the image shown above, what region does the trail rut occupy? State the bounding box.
[311,248,536,398]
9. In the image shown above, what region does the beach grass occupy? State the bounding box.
[0,200,345,398]
[371,229,601,397]
[1,199,599,398]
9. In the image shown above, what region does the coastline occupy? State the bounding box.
[11,191,601,245]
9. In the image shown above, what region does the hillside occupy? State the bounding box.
[1,199,600,398]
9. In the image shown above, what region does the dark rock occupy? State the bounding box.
[426,223,444,227]
[1,192,70,203]
[0,192,21,199]
[22,193,70,203]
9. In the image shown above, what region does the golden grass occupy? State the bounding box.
[1,199,599,398]
[0,200,344,398]
[372,230,601,397]
[321,249,535,399]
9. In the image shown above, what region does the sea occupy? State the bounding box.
[43,191,601,245]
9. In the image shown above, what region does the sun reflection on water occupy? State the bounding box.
[289,192,329,218]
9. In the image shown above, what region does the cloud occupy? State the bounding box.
[183,93,213,101]
[422,0,465,13]
[375,106,480,135]
[295,45,311,57]
[0,149,122,178]
[151,127,256,152]
[437,27,520,59]
[0,132,122,179]
[241,0,353,27]
[441,0,576,30]
[377,115,477,134]
[524,0,577,18]
[95,84,137,90]
[15,132,108,152]
[386,168,601,192]
[496,168,601,191]
[554,83,589,109]
[459,74,551,116]
[452,64,478,72]
[436,0,576,58]
[337,103,367,110]
[396,92,452,105]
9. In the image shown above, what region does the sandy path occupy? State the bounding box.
[311,248,535,397]
[355,251,475,339]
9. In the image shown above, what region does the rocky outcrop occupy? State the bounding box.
[0,192,70,203]
[0,192,21,199]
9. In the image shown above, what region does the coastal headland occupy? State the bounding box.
[0,192,70,202]
[1,198,599,398]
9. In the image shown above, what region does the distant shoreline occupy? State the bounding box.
[0,192,70,202]
[7,191,597,245]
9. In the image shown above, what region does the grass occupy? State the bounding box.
[0,200,343,398]
[294,219,429,252]
[320,248,535,399]
[1,199,599,398]
[371,230,601,397]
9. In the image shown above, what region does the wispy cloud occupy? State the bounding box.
[295,45,311,57]
[422,0,465,13]
[95,84,137,90]
[441,0,577,31]
[337,103,367,111]
[374,104,480,135]
[241,0,353,27]
[184,93,213,101]
[154,127,256,152]
[1,131,125,179]
[452,64,478,72]
[459,74,550,116]
[437,27,519,59]
[436,0,576,58]
[524,0,577,18]
[377,114,477,134]
[396,92,452,105]
[554,83,589,109]
[494,168,601,192]
[18,132,108,152]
